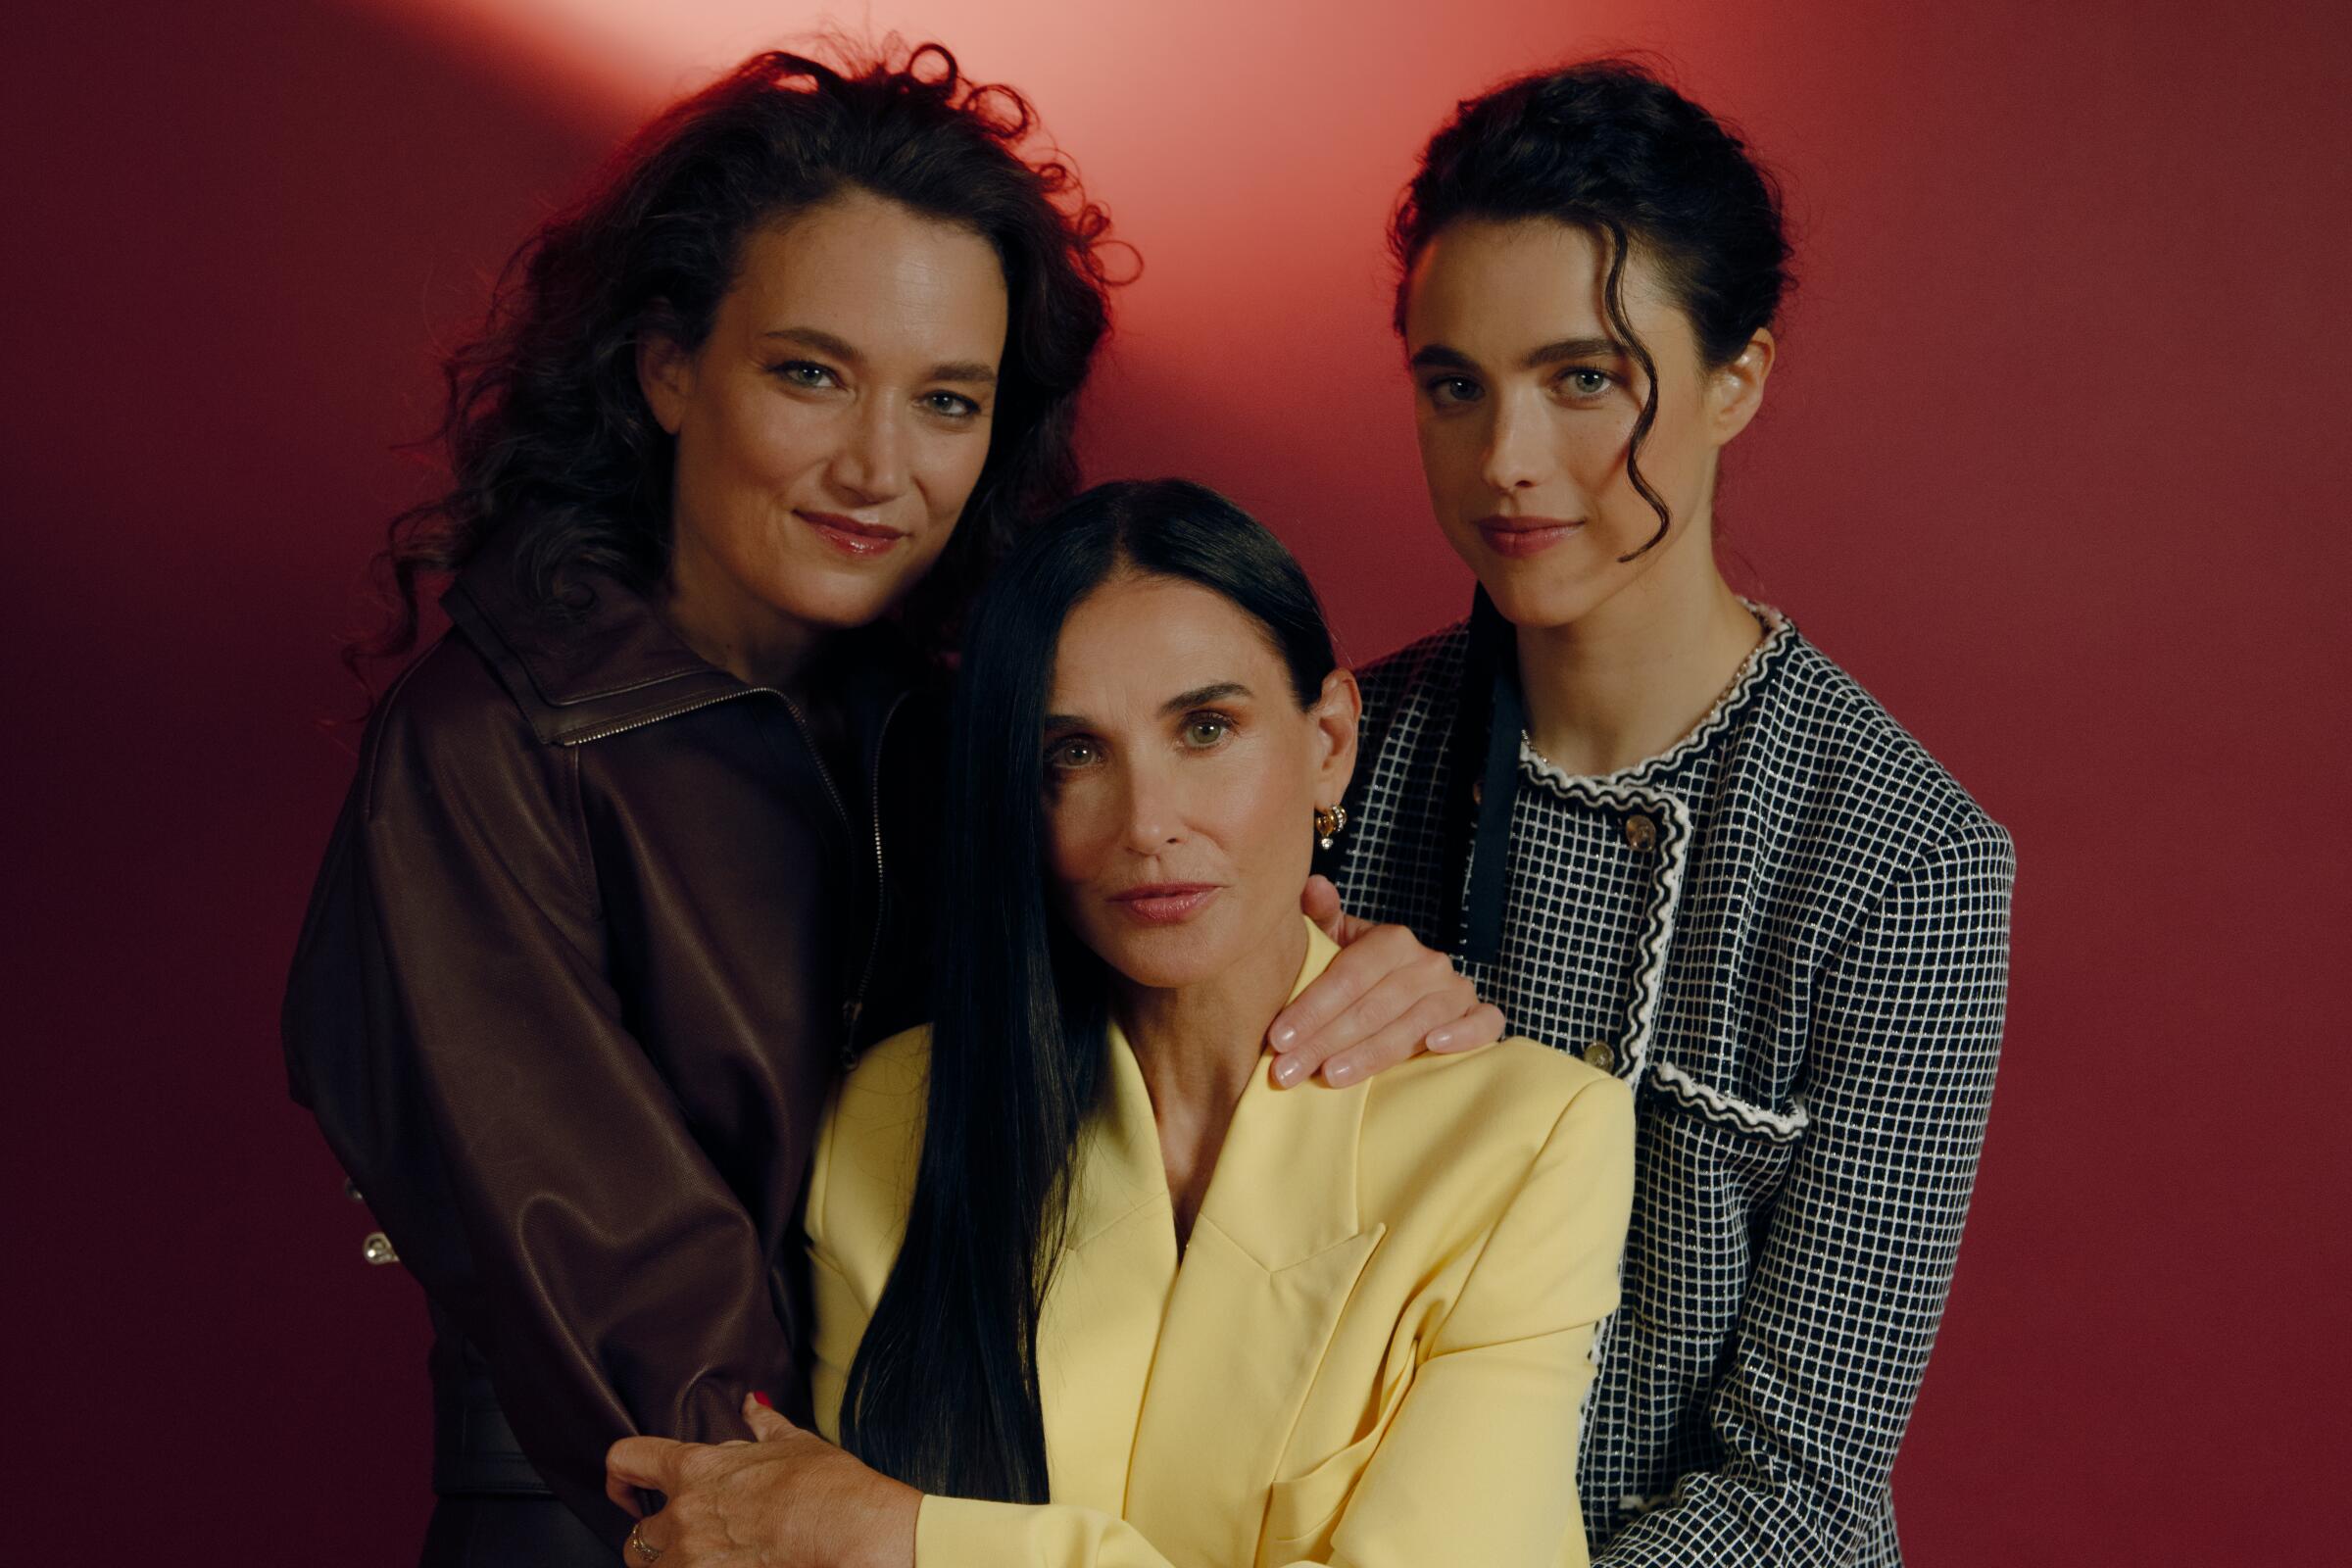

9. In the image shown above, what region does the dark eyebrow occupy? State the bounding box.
[763,326,860,362]
[928,360,999,387]
[1162,682,1250,713]
[763,327,997,387]
[1407,337,1626,372]
[1042,682,1252,732]
[1522,336,1625,368]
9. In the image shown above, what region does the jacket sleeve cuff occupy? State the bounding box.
[916,1494,1037,1566]
[915,1492,1132,1568]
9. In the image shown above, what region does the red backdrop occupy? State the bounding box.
[8,0,2346,1559]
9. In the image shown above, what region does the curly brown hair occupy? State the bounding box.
[358,41,1120,674]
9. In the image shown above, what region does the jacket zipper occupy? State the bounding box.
[562,689,766,747]
[840,690,909,1067]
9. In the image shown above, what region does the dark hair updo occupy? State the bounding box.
[842,478,1337,1501]
[363,41,1119,666]
[1391,57,1790,557]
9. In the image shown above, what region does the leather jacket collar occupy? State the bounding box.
[442,530,928,748]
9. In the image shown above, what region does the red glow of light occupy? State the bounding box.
[348,0,1679,655]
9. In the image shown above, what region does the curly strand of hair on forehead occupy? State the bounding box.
[349,38,1128,693]
[1391,56,1790,561]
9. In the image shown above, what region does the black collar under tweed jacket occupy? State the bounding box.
[1331,608,2015,1568]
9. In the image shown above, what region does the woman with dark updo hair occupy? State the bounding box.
[1332,59,2016,1565]
[282,45,1490,1564]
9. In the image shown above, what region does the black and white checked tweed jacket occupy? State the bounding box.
[1331,606,2014,1568]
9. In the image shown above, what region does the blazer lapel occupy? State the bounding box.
[1037,1014,1180,1511]
[1121,923,1385,1566]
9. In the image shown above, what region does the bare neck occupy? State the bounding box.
[1517,554,1763,780]
[1113,916,1309,1246]
[658,540,825,696]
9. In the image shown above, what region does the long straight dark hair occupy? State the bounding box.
[840,478,1338,1499]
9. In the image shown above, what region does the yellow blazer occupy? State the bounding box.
[807,921,1635,1567]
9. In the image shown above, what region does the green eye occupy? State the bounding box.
[773,361,839,389]
[1183,714,1232,748]
[1047,737,1100,770]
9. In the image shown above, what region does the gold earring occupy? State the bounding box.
[1314,803,1348,850]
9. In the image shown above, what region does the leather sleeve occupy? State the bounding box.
[281,647,797,1545]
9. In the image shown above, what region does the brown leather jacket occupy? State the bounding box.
[282,539,937,1545]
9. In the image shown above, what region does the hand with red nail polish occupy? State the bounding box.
[605,1393,916,1566]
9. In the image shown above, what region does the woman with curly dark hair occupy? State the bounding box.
[282,44,1493,1564]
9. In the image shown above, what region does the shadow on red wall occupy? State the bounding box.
[4,1,619,1554]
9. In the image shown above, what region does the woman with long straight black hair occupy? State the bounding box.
[606,479,1637,1567]
[1337,59,2016,1566]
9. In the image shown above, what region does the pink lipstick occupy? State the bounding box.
[801,510,907,559]
[1107,883,1220,925]
[1474,514,1584,559]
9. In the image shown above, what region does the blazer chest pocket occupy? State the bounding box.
[1259,1352,1417,1560]
[1260,1423,1380,1560]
